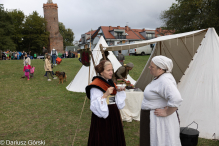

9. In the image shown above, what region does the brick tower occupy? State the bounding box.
[43,0,63,53]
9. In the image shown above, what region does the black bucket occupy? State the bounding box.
[180,121,199,146]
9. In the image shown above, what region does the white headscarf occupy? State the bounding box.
[151,55,173,73]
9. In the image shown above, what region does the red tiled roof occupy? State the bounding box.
[155,28,175,37]
[101,26,115,39]
[131,29,147,40]
[85,30,96,35]
[101,26,145,40]
[79,26,174,42]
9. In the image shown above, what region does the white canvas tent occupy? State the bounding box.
[66,36,136,93]
[177,28,219,139]
[102,28,219,139]
[67,28,219,139]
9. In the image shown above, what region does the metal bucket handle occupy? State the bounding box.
[180,121,198,133]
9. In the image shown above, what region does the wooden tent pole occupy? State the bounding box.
[99,44,106,60]
[90,53,97,75]
[88,30,92,83]
[89,30,97,76]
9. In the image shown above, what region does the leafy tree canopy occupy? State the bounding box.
[59,22,74,49]
[160,0,219,33]
[22,11,49,54]
[8,9,25,51]
[0,4,16,51]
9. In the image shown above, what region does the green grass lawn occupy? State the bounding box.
[0,55,218,146]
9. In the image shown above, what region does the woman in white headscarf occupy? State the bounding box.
[140,55,183,146]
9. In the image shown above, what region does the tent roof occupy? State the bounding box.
[115,28,207,91]
[177,28,219,139]
[103,29,207,51]
[66,36,136,93]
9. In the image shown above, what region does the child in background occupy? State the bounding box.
[23,61,31,80]
[30,65,35,78]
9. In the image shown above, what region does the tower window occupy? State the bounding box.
[54,18,55,21]
[50,26,51,29]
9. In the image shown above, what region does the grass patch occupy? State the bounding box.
[0,55,218,146]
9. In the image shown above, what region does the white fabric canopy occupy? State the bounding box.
[66,36,136,92]
[104,29,206,51]
[67,28,219,139]
[105,28,219,139]
[178,28,219,139]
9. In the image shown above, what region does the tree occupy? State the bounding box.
[22,11,49,54]
[8,9,25,51]
[59,22,74,48]
[0,4,16,51]
[160,0,219,34]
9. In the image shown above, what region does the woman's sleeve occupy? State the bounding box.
[90,88,109,118]
[115,91,126,109]
[159,80,183,107]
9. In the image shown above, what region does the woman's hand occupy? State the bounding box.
[154,107,178,117]
[154,107,168,117]
[102,87,114,99]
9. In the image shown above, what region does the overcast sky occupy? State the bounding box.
[1,0,176,41]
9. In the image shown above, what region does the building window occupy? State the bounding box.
[147,33,155,40]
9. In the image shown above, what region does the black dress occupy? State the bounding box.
[86,76,126,146]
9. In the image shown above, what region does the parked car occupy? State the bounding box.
[129,43,154,56]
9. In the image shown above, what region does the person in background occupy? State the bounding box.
[44,54,55,77]
[140,55,183,146]
[0,50,2,60]
[30,65,35,78]
[100,51,110,62]
[51,48,58,66]
[42,46,47,60]
[23,61,31,80]
[44,55,57,81]
[117,50,125,65]
[68,50,71,58]
[65,50,68,58]
[17,52,20,60]
[14,51,17,59]
[27,51,31,58]
[22,51,25,59]
[12,51,15,60]
[2,52,6,60]
[34,53,37,59]
[21,54,31,78]
[9,51,12,60]
[114,62,134,81]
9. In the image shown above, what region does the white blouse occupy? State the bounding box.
[141,73,183,110]
[90,88,126,119]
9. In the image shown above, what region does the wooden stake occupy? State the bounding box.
[99,44,106,60]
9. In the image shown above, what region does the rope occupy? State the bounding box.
[71,96,87,146]
[193,33,194,56]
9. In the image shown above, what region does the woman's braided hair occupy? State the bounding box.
[95,60,112,74]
